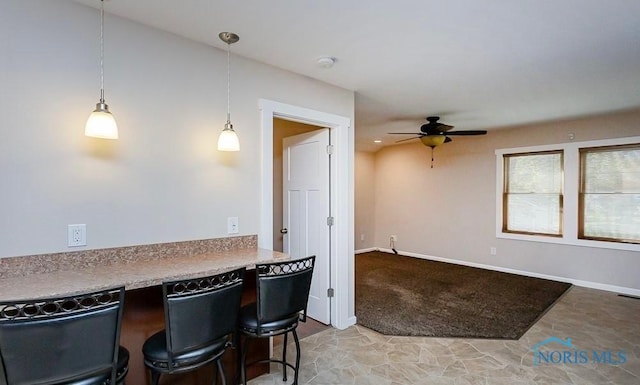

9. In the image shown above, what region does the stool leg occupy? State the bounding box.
[215,359,226,385]
[150,371,160,385]
[234,332,242,385]
[282,332,288,382]
[293,328,301,385]
[241,336,250,385]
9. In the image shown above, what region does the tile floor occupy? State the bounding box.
[249,286,640,384]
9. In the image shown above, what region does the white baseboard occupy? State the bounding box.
[355,247,377,254]
[346,316,357,328]
[334,315,357,330]
[369,248,640,297]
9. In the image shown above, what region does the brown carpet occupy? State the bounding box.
[356,251,571,339]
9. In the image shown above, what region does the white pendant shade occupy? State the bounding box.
[85,104,118,139]
[217,126,240,151]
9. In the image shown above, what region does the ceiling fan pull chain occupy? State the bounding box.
[430,147,435,168]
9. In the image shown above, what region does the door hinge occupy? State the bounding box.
[327,216,334,226]
[326,144,334,155]
[327,288,335,298]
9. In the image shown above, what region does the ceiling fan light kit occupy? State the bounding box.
[419,135,446,148]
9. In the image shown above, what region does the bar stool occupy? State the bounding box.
[238,256,315,385]
[142,267,245,385]
[0,287,128,385]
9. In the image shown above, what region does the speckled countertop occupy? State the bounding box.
[0,238,288,302]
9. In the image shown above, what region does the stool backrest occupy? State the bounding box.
[0,287,125,385]
[256,256,315,326]
[163,268,245,362]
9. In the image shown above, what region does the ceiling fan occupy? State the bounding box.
[388,116,487,167]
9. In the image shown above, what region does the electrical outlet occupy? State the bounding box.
[390,235,397,242]
[227,217,239,234]
[68,224,86,247]
[490,247,497,255]
[360,234,365,241]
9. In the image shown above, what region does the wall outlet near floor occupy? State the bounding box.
[490,247,497,255]
[390,235,397,242]
[227,217,239,234]
[360,234,365,241]
[68,224,86,247]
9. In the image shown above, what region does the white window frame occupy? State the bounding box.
[496,135,640,252]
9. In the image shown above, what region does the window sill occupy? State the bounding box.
[497,231,640,252]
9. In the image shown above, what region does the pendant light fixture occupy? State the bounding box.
[85,0,118,139]
[217,32,240,152]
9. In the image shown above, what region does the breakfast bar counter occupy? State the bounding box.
[0,236,286,385]
[0,247,288,301]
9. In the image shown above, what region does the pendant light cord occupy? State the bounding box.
[100,0,105,103]
[226,42,231,124]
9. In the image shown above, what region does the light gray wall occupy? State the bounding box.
[370,109,640,291]
[0,0,354,258]
[355,151,376,250]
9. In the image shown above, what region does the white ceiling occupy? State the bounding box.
[73,0,640,151]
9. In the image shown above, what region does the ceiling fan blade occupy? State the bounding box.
[444,136,453,143]
[395,136,421,143]
[388,132,423,135]
[438,124,455,132]
[444,130,487,136]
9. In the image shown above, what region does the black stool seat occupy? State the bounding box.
[238,303,299,334]
[116,346,130,384]
[143,330,228,369]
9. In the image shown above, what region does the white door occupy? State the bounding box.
[282,129,331,324]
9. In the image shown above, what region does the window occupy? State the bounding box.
[503,151,563,236]
[496,136,640,252]
[580,144,640,244]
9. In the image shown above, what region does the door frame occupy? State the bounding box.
[259,99,355,330]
